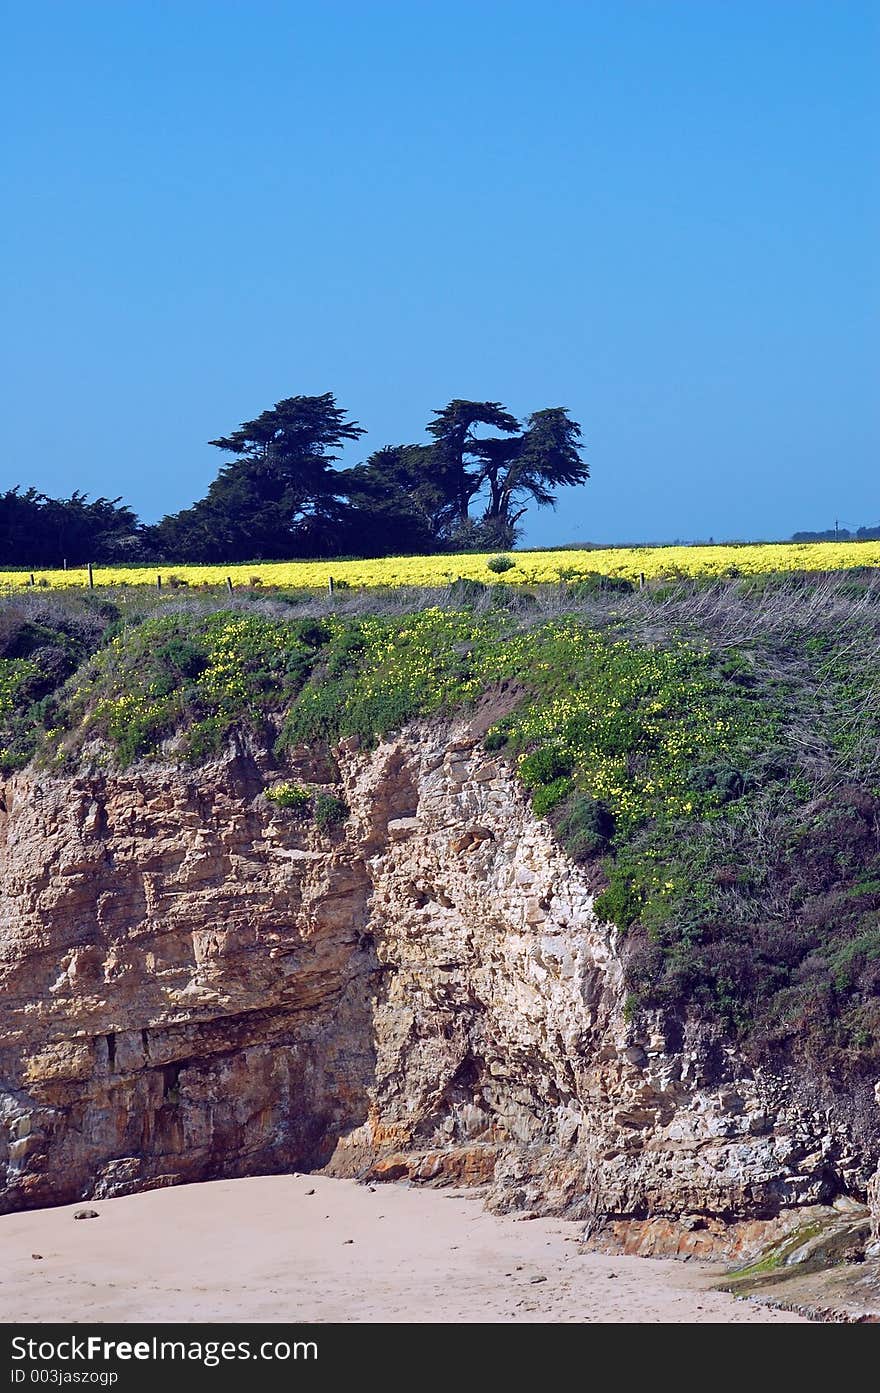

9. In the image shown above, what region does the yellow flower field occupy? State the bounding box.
[1,541,878,591]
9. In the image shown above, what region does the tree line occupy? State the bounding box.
[791,524,880,542]
[0,394,588,567]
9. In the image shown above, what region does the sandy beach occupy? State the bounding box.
[0,1175,807,1324]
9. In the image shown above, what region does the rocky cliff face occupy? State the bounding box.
[1,719,878,1253]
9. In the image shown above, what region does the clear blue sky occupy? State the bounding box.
[2,1,877,545]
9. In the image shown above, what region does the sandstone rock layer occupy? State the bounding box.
[1,723,877,1247]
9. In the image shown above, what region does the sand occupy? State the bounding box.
[0,1174,807,1324]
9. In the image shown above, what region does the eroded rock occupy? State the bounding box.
[0,723,877,1257]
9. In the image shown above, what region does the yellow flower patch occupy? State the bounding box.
[0,540,878,590]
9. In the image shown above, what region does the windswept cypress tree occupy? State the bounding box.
[153,394,365,560]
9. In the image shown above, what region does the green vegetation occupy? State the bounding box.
[0,597,112,771]
[265,781,311,811]
[265,781,349,829]
[313,791,350,831]
[0,570,878,1075]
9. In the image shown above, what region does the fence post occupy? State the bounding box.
[29,573,35,587]
[639,572,645,590]
[63,558,67,571]
[226,577,233,596]
[328,575,334,596]
[88,563,94,590]
[156,574,162,591]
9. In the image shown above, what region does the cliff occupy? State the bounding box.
[2,718,878,1256]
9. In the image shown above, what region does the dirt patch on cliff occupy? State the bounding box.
[465,680,526,739]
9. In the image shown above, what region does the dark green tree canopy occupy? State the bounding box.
[154,393,366,561]
[209,392,364,468]
[1,390,589,564]
[425,400,520,525]
[340,397,588,555]
[0,488,141,567]
[475,407,588,529]
[343,444,443,555]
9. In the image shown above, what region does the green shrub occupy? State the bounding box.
[483,727,508,751]
[554,792,614,860]
[519,746,574,789]
[325,622,367,679]
[293,619,332,648]
[266,781,311,811]
[531,776,573,816]
[594,869,645,930]
[314,791,349,831]
[486,555,516,574]
[265,783,348,828]
[185,715,229,762]
[154,637,207,680]
[826,928,880,992]
[688,762,749,804]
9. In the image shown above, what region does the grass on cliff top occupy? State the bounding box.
[0,569,878,1076]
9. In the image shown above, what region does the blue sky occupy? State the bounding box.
[2,1,877,545]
